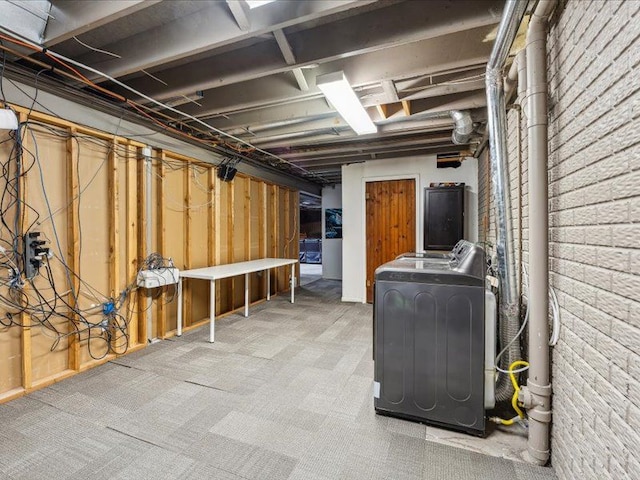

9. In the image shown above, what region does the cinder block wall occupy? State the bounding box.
[478,1,640,478]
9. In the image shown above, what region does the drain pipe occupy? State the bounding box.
[518,0,556,466]
[485,0,528,402]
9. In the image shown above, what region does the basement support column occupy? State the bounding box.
[519,0,556,466]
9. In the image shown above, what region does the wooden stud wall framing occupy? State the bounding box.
[0,105,300,403]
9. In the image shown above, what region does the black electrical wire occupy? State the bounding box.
[0,72,182,359]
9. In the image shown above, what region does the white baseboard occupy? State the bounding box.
[341,297,365,303]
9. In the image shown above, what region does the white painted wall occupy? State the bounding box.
[321,185,343,280]
[341,155,478,303]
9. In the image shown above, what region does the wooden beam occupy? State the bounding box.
[376,104,389,119]
[66,126,80,371]
[125,142,138,348]
[136,147,148,344]
[9,104,146,147]
[402,100,411,116]
[156,151,167,338]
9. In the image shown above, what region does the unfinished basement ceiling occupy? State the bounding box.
[0,0,505,185]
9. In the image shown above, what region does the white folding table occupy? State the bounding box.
[176,258,298,342]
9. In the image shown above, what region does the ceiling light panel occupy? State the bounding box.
[316,71,377,135]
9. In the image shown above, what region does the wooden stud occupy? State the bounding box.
[244,177,251,261]
[108,139,120,353]
[125,142,138,347]
[270,185,278,292]
[108,139,120,297]
[19,113,32,388]
[285,189,291,257]
[259,182,266,295]
[65,126,80,371]
[207,167,216,319]
[136,147,148,344]
[214,172,222,315]
[183,160,192,327]
[292,190,300,282]
[156,151,167,338]
[284,189,292,291]
[228,180,234,307]
[207,167,215,267]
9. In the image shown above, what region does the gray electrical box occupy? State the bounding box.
[373,241,486,436]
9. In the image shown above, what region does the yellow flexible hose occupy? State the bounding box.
[494,360,530,426]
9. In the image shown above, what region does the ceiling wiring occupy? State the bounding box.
[72,35,122,58]
[0,27,330,184]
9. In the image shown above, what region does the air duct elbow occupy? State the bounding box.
[450,110,474,145]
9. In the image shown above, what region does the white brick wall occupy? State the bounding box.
[478,1,639,478]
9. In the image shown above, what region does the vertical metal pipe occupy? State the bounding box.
[521,0,556,466]
[485,0,528,401]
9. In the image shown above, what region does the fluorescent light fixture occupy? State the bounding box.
[246,0,277,8]
[0,109,18,130]
[316,71,377,135]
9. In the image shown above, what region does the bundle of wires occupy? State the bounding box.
[0,119,173,359]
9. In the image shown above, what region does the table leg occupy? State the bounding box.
[244,273,249,318]
[209,280,216,343]
[290,265,295,304]
[177,277,183,336]
[267,268,271,301]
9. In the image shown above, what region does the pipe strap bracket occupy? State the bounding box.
[528,405,552,423]
[527,380,552,397]
[526,84,548,96]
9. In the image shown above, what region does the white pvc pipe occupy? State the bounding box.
[521,0,556,466]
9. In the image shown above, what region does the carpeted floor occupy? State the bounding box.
[0,280,556,480]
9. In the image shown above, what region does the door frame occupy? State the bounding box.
[361,174,420,303]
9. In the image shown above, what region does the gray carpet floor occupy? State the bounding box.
[0,280,556,480]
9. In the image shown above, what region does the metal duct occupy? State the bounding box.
[450,110,474,144]
[485,0,528,402]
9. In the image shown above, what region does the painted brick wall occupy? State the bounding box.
[548,1,639,478]
[478,1,640,478]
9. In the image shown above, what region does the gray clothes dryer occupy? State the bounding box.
[373,241,486,436]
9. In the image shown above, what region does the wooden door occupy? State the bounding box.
[365,179,416,303]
